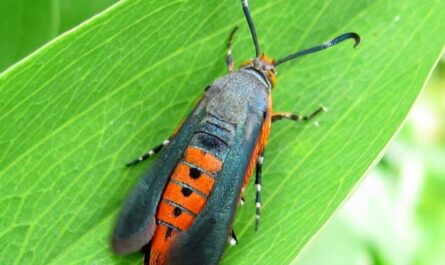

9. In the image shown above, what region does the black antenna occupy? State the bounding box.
[241,0,261,58]
[274,32,360,66]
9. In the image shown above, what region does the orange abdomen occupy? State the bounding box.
[149,146,223,265]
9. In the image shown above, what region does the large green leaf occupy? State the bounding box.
[0,0,443,264]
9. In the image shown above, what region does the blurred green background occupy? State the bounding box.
[0,0,119,72]
[1,1,443,265]
[294,58,445,265]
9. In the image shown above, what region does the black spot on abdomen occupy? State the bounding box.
[181,187,193,197]
[165,227,173,239]
[173,207,182,217]
[189,167,201,179]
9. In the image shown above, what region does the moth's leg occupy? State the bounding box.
[126,93,207,167]
[272,106,327,123]
[125,137,171,167]
[239,196,245,206]
[142,243,151,265]
[226,26,239,73]
[255,151,264,231]
[229,229,238,246]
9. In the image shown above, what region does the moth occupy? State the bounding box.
[112,1,359,264]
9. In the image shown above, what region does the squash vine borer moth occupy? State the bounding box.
[112,0,360,264]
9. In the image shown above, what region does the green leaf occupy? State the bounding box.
[0,0,119,73]
[0,0,443,264]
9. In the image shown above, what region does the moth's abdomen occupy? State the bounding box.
[149,127,231,264]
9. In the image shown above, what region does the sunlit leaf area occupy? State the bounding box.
[0,1,443,264]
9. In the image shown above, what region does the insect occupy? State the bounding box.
[112,0,360,264]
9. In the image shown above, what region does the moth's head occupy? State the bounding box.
[240,54,277,88]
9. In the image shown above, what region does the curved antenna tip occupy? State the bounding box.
[275,31,362,66]
[335,32,361,48]
[349,32,361,48]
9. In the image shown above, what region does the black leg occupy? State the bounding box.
[239,196,245,206]
[229,229,238,246]
[226,26,239,73]
[255,151,264,231]
[126,138,171,167]
[272,106,327,123]
[142,243,151,265]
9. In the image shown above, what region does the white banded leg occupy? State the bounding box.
[226,26,239,73]
[142,243,151,265]
[239,196,245,206]
[272,106,328,124]
[229,229,238,246]
[126,138,171,167]
[255,152,264,231]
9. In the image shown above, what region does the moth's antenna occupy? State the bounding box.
[274,33,360,66]
[241,0,261,58]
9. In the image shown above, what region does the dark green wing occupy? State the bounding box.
[167,101,266,265]
[112,97,207,255]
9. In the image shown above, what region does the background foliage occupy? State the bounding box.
[0,0,119,72]
[0,0,443,265]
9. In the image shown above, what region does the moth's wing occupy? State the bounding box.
[167,106,266,265]
[112,97,207,255]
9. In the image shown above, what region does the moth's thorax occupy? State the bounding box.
[240,54,277,88]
